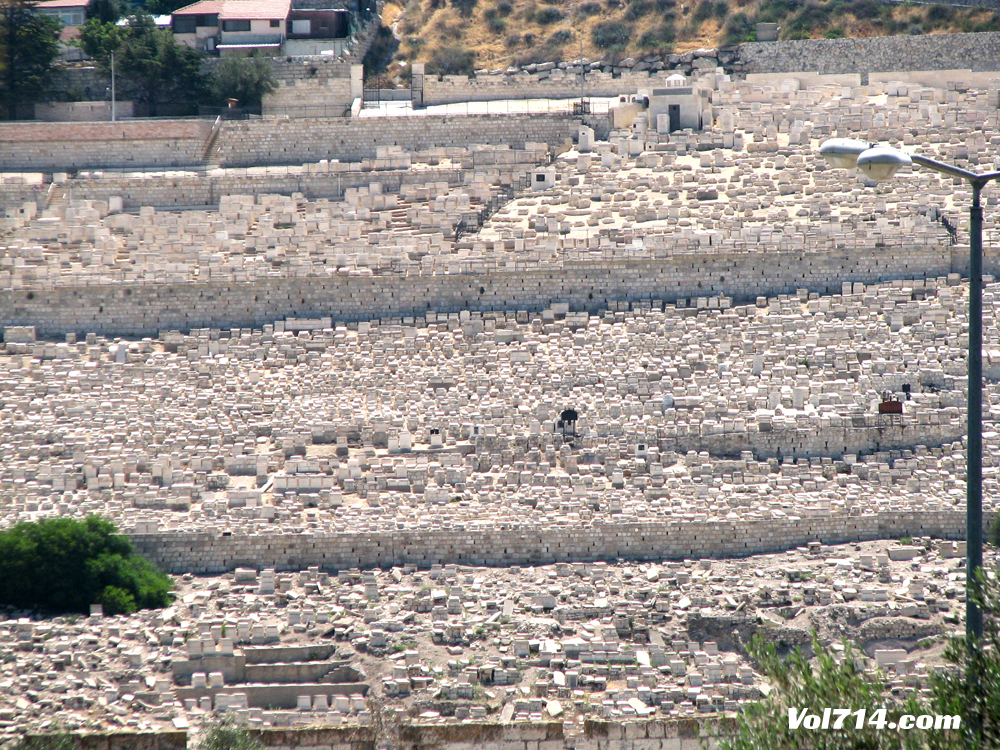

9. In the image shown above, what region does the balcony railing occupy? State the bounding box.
[218,33,283,46]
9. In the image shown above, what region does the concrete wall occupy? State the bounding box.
[130,510,976,574]
[47,165,465,209]
[0,120,212,171]
[34,101,135,122]
[0,241,969,337]
[30,718,736,750]
[214,115,581,167]
[423,70,679,106]
[738,31,1000,75]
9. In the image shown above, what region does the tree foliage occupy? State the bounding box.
[77,13,206,114]
[590,20,631,50]
[426,44,475,75]
[196,721,265,750]
[923,569,1000,749]
[0,0,61,119]
[0,515,173,615]
[13,734,78,750]
[719,634,938,750]
[85,0,122,24]
[208,54,276,106]
[718,580,1000,750]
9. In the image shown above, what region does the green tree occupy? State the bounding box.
[78,13,206,115]
[0,0,61,119]
[718,633,936,750]
[85,0,122,24]
[75,15,126,59]
[196,721,265,750]
[208,53,276,107]
[924,570,1000,749]
[13,733,77,750]
[0,515,173,615]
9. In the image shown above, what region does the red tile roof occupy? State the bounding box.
[171,0,225,15]
[37,0,88,9]
[218,0,291,20]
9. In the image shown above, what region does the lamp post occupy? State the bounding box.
[819,136,999,741]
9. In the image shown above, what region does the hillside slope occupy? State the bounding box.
[372,0,1000,79]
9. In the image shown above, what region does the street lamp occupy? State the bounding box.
[820,136,1000,740]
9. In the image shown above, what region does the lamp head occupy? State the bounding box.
[856,146,911,181]
[818,138,872,170]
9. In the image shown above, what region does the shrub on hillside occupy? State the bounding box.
[575,0,601,15]
[721,11,754,42]
[196,721,264,750]
[0,516,173,616]
[591,20,631,49]
[639,21,676,48]
[925,3,954,22]
[847,0,879,18]
[427,44,476,75]
[534,5,565,23]
[625,0,652,20]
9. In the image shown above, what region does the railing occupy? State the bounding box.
[357,97,615,118]
[262,103,351,118]
[198,105,261,121]
[218,33,283,46]
[201,115,223,161]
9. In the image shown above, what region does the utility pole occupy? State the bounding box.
[111,51,116,122]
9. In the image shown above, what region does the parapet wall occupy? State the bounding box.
[131,510,971,574]
[739,31,1000,75]
[0,241,977,337]
[0,120,213,171]
[214,115,583,168]
[423,69,679,106]
[52,166,466,209]
[29,718,734,750]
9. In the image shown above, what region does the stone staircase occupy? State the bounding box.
[172,641,369,715]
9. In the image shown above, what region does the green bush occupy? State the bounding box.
[196,722,264,750]
[722,12,754,43]
[452,0,477,18]
[692,0,727,22]
[575,1,601,15]
[756,0,803,23]
[925,3,953,22]
[591,20,632,48]
[0,516,173,616]
[209,53,277,106]
[625,0,652,20]
[548,28,572,44]
[14,734,78,750]
[534,5,564,23]
[824,26,845,37]
[847,0,879,18]
[639,21,675,48]
[426,44,476,75]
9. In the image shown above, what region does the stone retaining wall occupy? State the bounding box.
[52,166,467,208]
[214,115,581,168]
[739,31,1000,75]
[0,120,213,171]
[0,241,974,337]
[26,718,734,750]
[130,510,975,574]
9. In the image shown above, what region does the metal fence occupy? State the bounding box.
[262,104,352,118]
[357,97,615,118]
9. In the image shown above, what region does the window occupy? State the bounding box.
[270,19,279,26]
[173,15,197,33]
[196,13,218,26]
[222,19,250,31]
[536,174,546,182]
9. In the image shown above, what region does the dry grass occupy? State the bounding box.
[383,0,1000,74]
